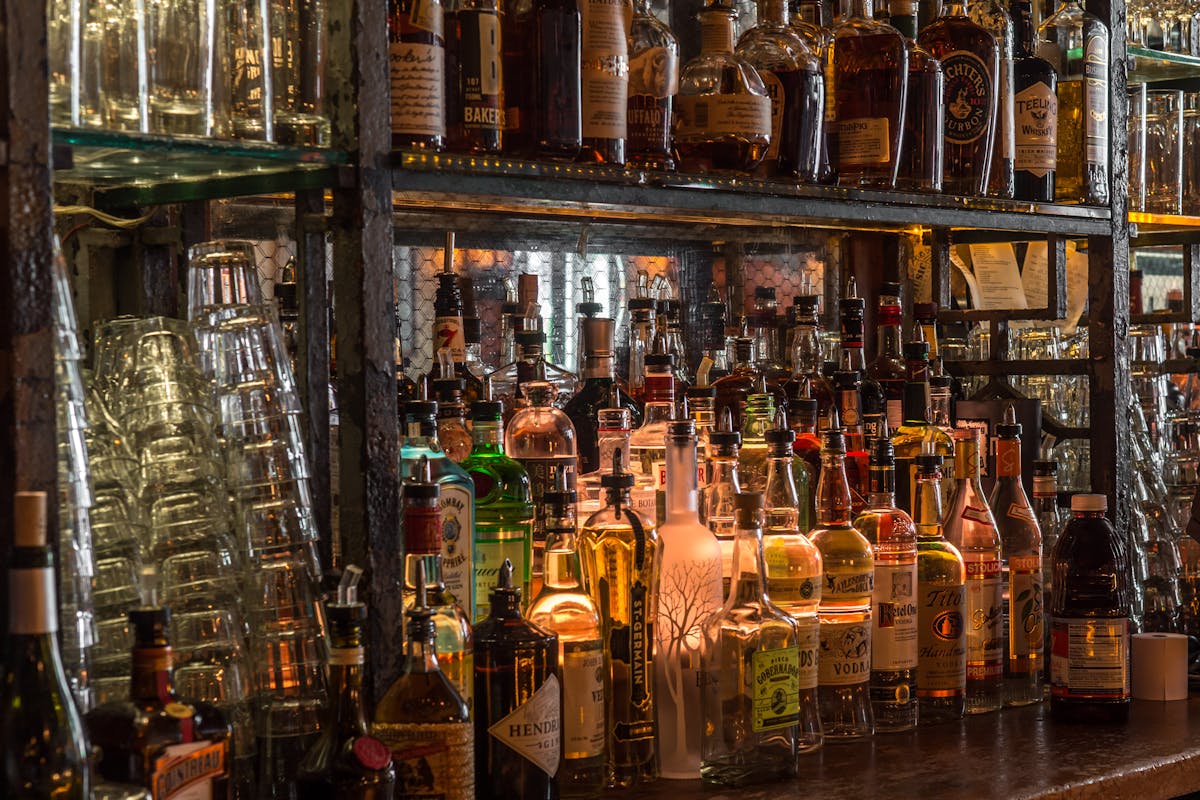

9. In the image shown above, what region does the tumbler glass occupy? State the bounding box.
[216,0,273,140]
[1129,85,1148,213]
[1146,89,1184,214]
[145,0,214,135]
[270,0,331,146]
[1184,92,1200,216]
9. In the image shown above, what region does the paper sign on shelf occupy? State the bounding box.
[968,243,1029,310]
[909,242,932,303]
[1021,242,1049,310]
[1066,243,1088,331]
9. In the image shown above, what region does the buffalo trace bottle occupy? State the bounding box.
[888,0,945,192]
[627,0,680,169]
[913,449,967,724]
[389,0,447,149]
[1009,0,1057,200]
[446,0,505,152]
[579,0,631,163]
[579,451,663,788]
[375,563,474,800]
[675,0,772,174]
[1050,494,1133,723]
[475,561,562,799]
[528,482,608,796]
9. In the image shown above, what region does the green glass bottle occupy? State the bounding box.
[739,388,778,493]
[463,400,536,622]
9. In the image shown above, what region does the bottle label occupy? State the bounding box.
[457,10,505,132]
[329,645,366,667]
[580,0,630,141]
[836,117,890,165]
[439,483,475,609]
[628,44,677,155]
[151,740,228,800]
[1014,80,1057,176]
[761,71,786,161]
[390,42,446,137]
[474,537,530,620]
[941,51,992,145]
[487,673,562,777]
[886,399,903,432]
[796,614,820,690]
[998,57,1015,160]
[917,584,967,691]
[675,94,771,139]
[433,314,466,362]
[1050,618,1129,699]
[8,567,57,634]
[374,721,475,800]
[996,439,1021,478]
[872,562,919,671]
[752,646,802,731]
[818,618,871,686]
[1009,557,1043,658]
[1006,501,1037,523]
[611,578,655,735]
[964,557,1004,681]
[562,642,606,759]
[699,15,735,52]
[822,567,874,602]
[1083,32,1108,166]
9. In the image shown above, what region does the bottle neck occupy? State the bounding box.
[328,642,370,738]
[877,308,903,357]
[730,520,771,603]
[939,0,966,16]
[758,0,791,25]
[709,456,740,487]
[995,437,1022,480]
[404,627,442,672]
[131,646,177,705]
[471,420,505,453]
[583,354,616,381]
[793,324,823,375]
[840,344,867,373]
[851,0,875,19]
[1011,0,1036,55]
[543,531,586,590]
[699,10,737,53]
[665,436,700,517]
[793,0,824,24]
[764,453,800,509]
[902,379,931,424]
[913,474,944,537]
[816,450,853,525]
[868,460,896,497]
[403,418,441,446]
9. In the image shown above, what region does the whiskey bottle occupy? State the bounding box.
[2,492,90,799]
[853,423,920,732]
[528,484,608,796]
[1010,0,1057,201]
[475,561,562,799]
[676,0,773,174]
[504,0,583,158]
[579,0,631,163]
[579,452,663,788]
[808,409,876,740]
[988,407,1045,707]
[866,282,907,432]
[432,234,486,404]
[736,0,825,180]
[1037,0,1108,205]
[704,427,744,593]
[828,0,909,188]
[433,377,474,463]
[891,335,955,514]
[701,493,801,786]
[655,420,725,778]
[969,0,1016,198]
[389,0,447,150]
[943,427,1004,714]
[889,0,945,192]
[628,0,680,170]
[564,317,644,475]
[374,562,475,800]
[447,0,505,152]
[913,449,968,724]
[918,0,1000,196]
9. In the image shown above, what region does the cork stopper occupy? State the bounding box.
[14,491,47,548]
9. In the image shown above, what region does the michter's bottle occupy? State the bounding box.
[447,0,505,152]
[579,452,662,788]
[1010,0,1057,201]
[579,0,631,163]
[475,561,562,799]
[389,0,447,149]
[628,0,680,169]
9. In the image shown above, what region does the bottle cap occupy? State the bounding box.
[600,450,636,489]
[405,561,437,640]
[327,565,368,625]
[791,397,818,417]
[734,492,764,527]
[403,400,439,421]
[353,738,393,772]
[432,377,465,401]
[645,353,674,368]
[517,329,546,347]
[667,420,696,438]
[765,427,796,446]
[402,477,440,501]
[1033,459,1058,476]
[470,400,504,420]
[580,317,615,356]
[709,430,742,449]
[881,281,902,297]
[128,606,171,647]
[13,491,47,549]
[997,404,1021,437]
[793,294,820,314]
[913,302,938,321]
[903,340,930,360]
[820,407,845,453]
[1072,493,1108,512]
[686,386,716,399]
[929,374,951,389]
[628,298,656,312]
[834,370,859,390]
[754,287,776,300]
[916,453,943,471]
[488,559,523,615]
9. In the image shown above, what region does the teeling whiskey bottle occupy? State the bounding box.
[1010,0,1057,200]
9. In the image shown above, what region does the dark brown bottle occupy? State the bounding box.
[889,0,945,192]
[866,282,906,432]
[536,0,583,159]
[627,0,679,170]
[389,0,448,150]
[1049,494,1133,724]
[474,560,562,799]
[447,0,506,153]
[428,235,485,405]
[1010,0,1057,201]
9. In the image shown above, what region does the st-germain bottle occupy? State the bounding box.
[808,409,875,740]
[656,420,725,778]
[579,0,631,163]
[701,493,801,786]
[475,561,562,799]
[389,0,447,149]
[1010,0,1057,201]
[2,492,90,799]
[563,317,644,474]
[628,0,680,169]
[943,427,1004,714]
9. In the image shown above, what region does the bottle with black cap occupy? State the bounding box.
[784,293,834,418]
[838,279,887,444]
[891,328,955,514]
[475,561,561,799]
[698,299,731,385]
[429,233,485,405]
[713,336,788,433]
[579,452,662,788]
[432,373,473,463]
[563,316,644,475]
[298,567,396,799]
[704,410,744,594]
[627,297,658,404]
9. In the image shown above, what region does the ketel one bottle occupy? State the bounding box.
[475,560,562,799]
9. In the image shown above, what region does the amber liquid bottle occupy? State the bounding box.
[389,0,447,150]
[627,0,680,169]
[536,0,583,159]
[579,0,630,163]
[888,0,945,192]
[447,0,506,153]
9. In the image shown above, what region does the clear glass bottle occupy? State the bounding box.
[578,453,663,788]
[627,299,657,404]
[579,406,633,519]
[687,386,719,476]
[1033,459,1065,640]
[838,287,887,444]
[988,407,1044,707]
[704,429,743,594]
[943,427,1003,715]
[564,317,644,475]
[891,335,955,515]
[889,0,945,192]
[433,377,474,463]
[853,423,920,732]
[629,353,677,525]
[969,0,1016,198]
[740,388,777,492]
[655,420,725,778]
[628,0,681,170]
[783,294,834,418]
[701,493,801,786]
[807,409,875,739]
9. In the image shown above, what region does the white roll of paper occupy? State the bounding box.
[1131,632,1189,701]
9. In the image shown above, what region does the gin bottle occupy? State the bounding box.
[701,493,801,786]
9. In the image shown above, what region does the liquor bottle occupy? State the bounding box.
[627,298,657,403]
[528,484,608,796]
[628,0,680,170]
[988,407,1045,707]
[808,408,875,739]
[474,561,562,799]
[788,398,821,527]
[889,0,945,192]
[969,0,1016,198]
[1033,459,1064,634]
[297,569,396,799]
[389,0,447,149]
[629,353,677,525]
[2,492,90,799]
[463,400,536,621]
[1050,494,1132,723]
[699,300,732,384]
[788,0,835,181]
[736,0,825,180]
[433,377,474,462]
[675,0,773,174]
[432,235,486,404]
[655,420,725,778]
[704,427,743,593]
[834,371,871,510]
[1036,0,1108,205]
[687,385,719,471]
[1009,0,1056,199]
[87,605,232,797]
[853,423,920,732]
[398,462,475,704]
[828,0,909,188]
[839,287,887,443]
[578,452,663,788]
[912,449,968,724]
[943,427,1004,714]
[446,0,505,152]
[374,562,475,800]
[657,299,693,393]
[701,493,801,786]
[739,386,777,492]
[867,282,906,432]
[401,400,478,615]
[579,0,631,163]
[918,0,1000,196]
[891,335,955,514]
[564,317,644,475]
[504,0,582,158]
[761,422,824,752]
[749,287,791,390]
[784,294,834,417]
[714,338,788,431]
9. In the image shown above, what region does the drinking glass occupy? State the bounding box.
[1129,85,1148,213]
[187,241,263,319]
[1146,89,1185,214]
[48,0,78,126]
[270,0,331,146]
[92,0,148,131]
[145,0,214,135]
[216,0,273,140]
[1184,92,1200,215]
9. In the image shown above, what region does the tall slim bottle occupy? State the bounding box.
[704,429,743,594]
[446,0,505,152]
[563,317,644,475]
[1010,0,1057,201]
[579,0,631,163]
[890,0,945,192]
[389,0,447,149]
[808,409,875,739]
[627,0,680,169]
[432,234,486,404]
[943,427,1004,714]
[655,420,726,778]
[969,0,1016,198]
[507,0,583,159]
[892,335,955,513]
[629,353,677,525]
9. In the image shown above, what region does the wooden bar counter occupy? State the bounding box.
[627,698,1200,800]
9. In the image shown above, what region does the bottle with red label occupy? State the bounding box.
[1050,494,1133,723]
[430,234,485,405]
[943,426,1004,714]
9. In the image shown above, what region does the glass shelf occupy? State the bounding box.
[1129,210,1200,232]
[1128,46,1200,83]
[52,127,347,207]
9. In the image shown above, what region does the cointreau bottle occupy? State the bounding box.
[628,0,680,169]
[447,0,505,152]
[389,0,447,150]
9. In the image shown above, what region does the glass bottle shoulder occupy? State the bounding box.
[945,480,1001,552]
[400,444,473,485]
[791,19,833,58]
[631,9,679,51]
[528,590,603,640]
[920,12,999,56]
[504,409,578,458]
[679,53,769,97]
[736,24,807,71]
[581,504,660,541]
[808,520,874,559]
[462,452,533,501]
[376,668,469,724]
[917,536,967,583]
[854,504,918,547]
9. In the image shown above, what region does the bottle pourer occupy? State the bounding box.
[337,564,364,606]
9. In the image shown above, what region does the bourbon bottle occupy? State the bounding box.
[579,0,631,163]
[888,0,945,192]
[390,0,447,150]
[628,0,680,169]
[447,0,506,152]
[504,0,583,158]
